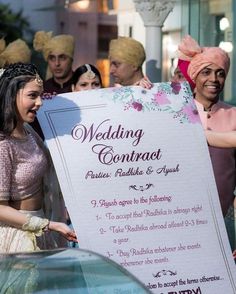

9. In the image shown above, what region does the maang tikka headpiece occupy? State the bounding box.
[0,63,43,86]
[35,73,43,86]
[84,64,96,79]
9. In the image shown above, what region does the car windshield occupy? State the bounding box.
[0,248,150,293]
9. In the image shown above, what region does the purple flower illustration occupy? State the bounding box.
[182,104,201,124]
[171,82,181,94]
[132,101,143,111]
[153,91,170,105]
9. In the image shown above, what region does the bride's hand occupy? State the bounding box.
[49,221,78,243]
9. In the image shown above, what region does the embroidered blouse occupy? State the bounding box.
[0,132,48,201]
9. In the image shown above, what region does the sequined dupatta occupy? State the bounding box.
[24,123,67,247]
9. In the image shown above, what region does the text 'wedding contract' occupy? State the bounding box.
[38,82,236,294]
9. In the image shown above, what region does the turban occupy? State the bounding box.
[33,31,75,61]
[178,35,230,83]
[0,39,31,68]
[109,36,146,68]
[177,59,196,90]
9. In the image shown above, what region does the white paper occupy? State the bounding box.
[38,82,236,293]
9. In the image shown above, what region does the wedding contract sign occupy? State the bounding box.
[38,82,236,293]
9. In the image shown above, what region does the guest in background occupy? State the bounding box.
[0,38,31,67]
[171,65,186,82]
[32,31,75,139]
[108,36,152,88]
[72,63,102,91]
[33,30,75,96]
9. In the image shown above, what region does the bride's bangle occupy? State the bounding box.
[22,214,49,235]
[43,221,50,232]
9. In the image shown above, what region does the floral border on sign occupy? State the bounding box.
[105,82,200,124]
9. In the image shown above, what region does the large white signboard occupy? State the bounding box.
[38,83,236,293]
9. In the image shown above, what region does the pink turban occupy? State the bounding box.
[178,35,230,83]
[177,59,195,90]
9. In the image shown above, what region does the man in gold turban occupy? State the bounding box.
[108,36,150,87]
[33,31,75,97]
[0,38,31,68]
[32,31,75,139]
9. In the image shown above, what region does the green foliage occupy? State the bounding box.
[0,3,34,43]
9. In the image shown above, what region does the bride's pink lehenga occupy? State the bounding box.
[0,124,67,253]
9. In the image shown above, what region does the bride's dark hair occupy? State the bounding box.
[0,63,42,136]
